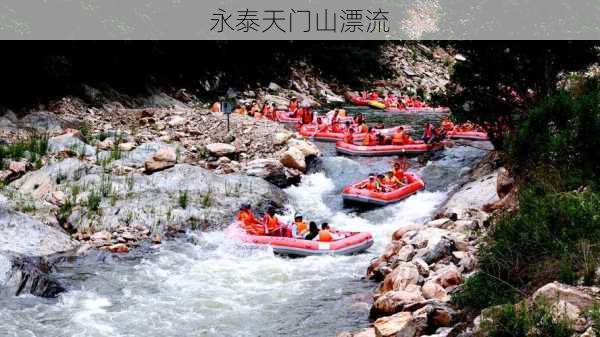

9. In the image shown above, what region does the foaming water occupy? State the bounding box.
[0,169,448,337]
[0,104,481,337]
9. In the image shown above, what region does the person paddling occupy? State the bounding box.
[262,207,282,236]
[237,204,264,235]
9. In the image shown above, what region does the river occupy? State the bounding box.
[0,108,488,337]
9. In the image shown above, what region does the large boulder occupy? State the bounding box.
[10,158,89,201]
[73,164,286,232]
[0,255,65,298]
[422,281,449,301]
[0,205,77,256]
[374,312,417,337]
[372,285,425,317]
[48,134,96,156]
[243,158,295,188]
[279,146,307,171]
[533,282,597,311]
[381,262,421,292]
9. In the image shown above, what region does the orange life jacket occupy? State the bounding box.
[392,132,405,145]
[263,214,280,232]
[289,101,298,112]
[359,124,369,134]
[319,230,333,242]
[237,210,264,235]
[343,131,354,144]
[442,121,454,131]
[295,221,308,235]
[363,133,377,146]
[364,181,377,191]
[393,169,405,181]
[402,134,413,144]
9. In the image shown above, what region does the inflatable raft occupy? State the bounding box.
[446,130,489,141]
[385,106,451,114]
[225,222,374,256]
[350,96,368,106]
[298,125,408,142]
[405,106,451,114]
[276,110,353,125]
[336,140,440,156]
[367,100,386,110]
[342,172,425,206]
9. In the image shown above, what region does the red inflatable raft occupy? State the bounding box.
[298,125,408,142]
[275,110,302,124]
[342,172,425,206]
[225,222,374,256]
[350,96,369,106]
[336,140,442,156]
[446,130,489,141]
[276,111,353,125]
[385,107,451,114]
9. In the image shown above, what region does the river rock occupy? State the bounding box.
[206,143,237,157]
[533,282,596,311]
[75,164,286,232]
[145,147,176,173]
[97,138,114,150]
[0,205,77,256]
[397,245,416,262]
[0,255,65,298]
[287,138,321,158]
[434,267,463,289]
[106,243,129,253]
[422,281,449,301]
[118,142,136,152]
[381,262,420,292]
[48,134,96,157]
[374,312,417,337]
[8,161,27,175]
[441,171,500,221]
[273,132,293,146]
[279,146,307,171]
[243,158,292,187]
[372,285,425,317]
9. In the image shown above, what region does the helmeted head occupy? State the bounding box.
[294,213,303,221]
[240,203,251,210]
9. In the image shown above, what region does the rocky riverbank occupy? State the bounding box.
[0,92,324,298]
[340,147,503,337]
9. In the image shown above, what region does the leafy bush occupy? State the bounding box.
[455,186,600,309]
[480,301,574,337]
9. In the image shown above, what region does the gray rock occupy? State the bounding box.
[18,111,78,132]
[75,164,286,231]
[268,82,282,92]
[48,134,96,156]
[0,255,65,298]
[0,206,77,256]
[244,158,295,188]
[113,142,181,168]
